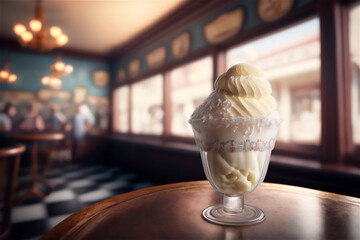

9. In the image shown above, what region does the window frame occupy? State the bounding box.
[342,1,360,164]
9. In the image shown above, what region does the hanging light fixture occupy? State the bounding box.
[42,57,73,89]
[0,61,18,84]
[13,0,68,51]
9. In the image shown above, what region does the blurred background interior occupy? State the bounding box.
[0,0,359,239]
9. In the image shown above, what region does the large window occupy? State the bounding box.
[349,4,360,144]
[113,86,129,133]
[131,74,164,135]
[169,56,213,136]
[226,18,321,145]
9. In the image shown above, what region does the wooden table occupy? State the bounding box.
[42,181,360,240]
[0,142,25,239]
[10,132,64,202]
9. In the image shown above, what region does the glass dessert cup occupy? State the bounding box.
[190,113,281,226]
[200,149,271,226]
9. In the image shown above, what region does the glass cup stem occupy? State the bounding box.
[223,195,244,214]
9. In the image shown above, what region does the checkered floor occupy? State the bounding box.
[10,163,156,240]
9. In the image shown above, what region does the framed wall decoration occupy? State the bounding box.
[88,96,109,107]
[117,68,126,83]
[0,91,35,105]
[146,46,166,69]
[37,89,71,101]
[257,0,294,22]
[93,70,110,88]
[204,8,244,44]
[171,32,190,59]
[128,59,140,79]
[73,87,87,104]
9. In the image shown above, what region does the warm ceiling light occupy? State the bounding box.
[0,70,9,79]
[0,61,17,84]
[54,62,65,72]
[13,1,68,51]
[50,26,62,38]
[64,65,73,74]
[29,19,42,32]
[43,57,73,89]
[49,77,62,89]
[21,31,33,42]
[8,74,17,83]
[14,24,26,36]
[57,34,68,46]
[41,76,50,85]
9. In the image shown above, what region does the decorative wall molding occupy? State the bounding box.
[146,46,166,69]
[37,89,71,101]
[93,70,110,88]
[117,68,126,83]
[172,32,190,59]
[257,0,294,22]
[73,87,87,104]
[204,8,244,44]
[88,95,109,107]
[128,59,141,79]
[0,90,35,104]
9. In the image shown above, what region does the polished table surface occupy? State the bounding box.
[42,181,360,240]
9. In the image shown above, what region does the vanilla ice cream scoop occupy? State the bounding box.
[189,63,281,196]
[191,63,277,120]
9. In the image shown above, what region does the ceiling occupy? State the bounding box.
[0,0,187,54]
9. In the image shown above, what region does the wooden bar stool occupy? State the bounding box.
[10,132,64,203]
[0,142,25,240]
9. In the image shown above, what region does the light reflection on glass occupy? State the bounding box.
[226,18,321,145]
[170,56,213,136]
[131,74,163,135]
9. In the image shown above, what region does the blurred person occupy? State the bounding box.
[19,103,45,131]
[4,102,17,128]
[0,103,13,140]
[47,105,67,132]
[71,104,95,160]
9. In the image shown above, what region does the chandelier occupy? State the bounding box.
[13,0,68,51]
[41,57,73,89]
[0,61,17,84]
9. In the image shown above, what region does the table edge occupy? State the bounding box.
[10,133,65,141]
[0,143,26,157]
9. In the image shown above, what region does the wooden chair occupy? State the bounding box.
[0,142,25,239]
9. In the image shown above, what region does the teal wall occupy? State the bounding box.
[113,0,316,81]
[0,50,110,127]
[0,50,109,96]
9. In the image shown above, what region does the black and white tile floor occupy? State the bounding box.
[10,163,156,240]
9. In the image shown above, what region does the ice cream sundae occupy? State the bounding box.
[189,63,282,225]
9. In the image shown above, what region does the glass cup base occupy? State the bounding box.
[202,204,265,226]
